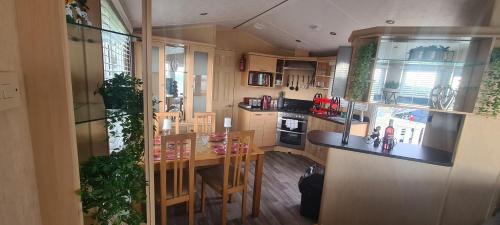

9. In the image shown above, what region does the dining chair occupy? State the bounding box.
[158,133,196,225]
[193,112,216,133]
[156,112,181,135]
[198,130,255,225]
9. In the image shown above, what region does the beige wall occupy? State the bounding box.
[16,0,83,225]
[0,0,42,224]
[439,115,500,225]
[86,0,101,27]
[152,24,217,45]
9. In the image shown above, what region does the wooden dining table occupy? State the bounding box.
[153,134,266,217]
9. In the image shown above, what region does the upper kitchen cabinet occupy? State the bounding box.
[248,53,277,72]
[242,53,278,87]
[315,57,336,90]
[345,26,500,114]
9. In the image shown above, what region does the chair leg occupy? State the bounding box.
[189,199,195,225]
[201,179,206,213]
[242,190,247,224]
[161,204,167,225]
[222,192,228,225]
[228,193,233,203]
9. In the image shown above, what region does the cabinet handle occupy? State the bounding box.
[254,114,262,116]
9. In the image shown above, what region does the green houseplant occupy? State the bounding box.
[348,41,377,101]
[478,48,500,117]
[384,81,400,90]
[79,73,147,225]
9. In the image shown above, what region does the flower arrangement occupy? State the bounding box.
[65,0,93,26]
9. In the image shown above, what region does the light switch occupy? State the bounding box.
[0,72,21,111]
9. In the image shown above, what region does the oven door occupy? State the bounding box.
[277,117,307,133]
[276,129,306,150]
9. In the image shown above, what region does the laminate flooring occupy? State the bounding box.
[158,151,318,225]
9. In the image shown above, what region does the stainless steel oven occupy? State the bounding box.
[276,112,308,150]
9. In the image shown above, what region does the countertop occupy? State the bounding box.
[307,130,454,167]
[238,103,368,125]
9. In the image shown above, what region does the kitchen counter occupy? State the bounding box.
[238,102,368,125]
[238,103,279,112]
[307,130,454,167]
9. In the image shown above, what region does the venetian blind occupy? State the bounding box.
[101,0,132,80]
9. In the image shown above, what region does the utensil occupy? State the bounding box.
[303,76,307,88]
[286,74,290,87]
[306,76,310,89]
[289,75,295,90]
[295,77,300,91]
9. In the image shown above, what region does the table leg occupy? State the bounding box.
[252,154,265,217]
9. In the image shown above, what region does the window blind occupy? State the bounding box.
[100,0,133,151]
[101,0,132,80]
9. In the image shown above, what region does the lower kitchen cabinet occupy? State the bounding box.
[238,108,277,147]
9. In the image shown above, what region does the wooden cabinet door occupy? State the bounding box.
[248,54,277,73]
[186,44,214,121]
[248,113,265,146]
[261,112,277,146]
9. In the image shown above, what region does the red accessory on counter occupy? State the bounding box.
[239,55,246,71]
[311,93,342,116]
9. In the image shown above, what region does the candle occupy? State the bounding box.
[162,118,172,131]
[224,117,232,128]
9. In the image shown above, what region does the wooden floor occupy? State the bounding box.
[158,151,318,225]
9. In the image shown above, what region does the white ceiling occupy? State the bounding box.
[120,0,493,54]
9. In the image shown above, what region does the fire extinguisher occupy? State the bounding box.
[239,55,246,72]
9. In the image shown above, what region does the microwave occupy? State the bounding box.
[247,71,273,87]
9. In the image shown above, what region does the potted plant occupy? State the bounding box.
[80,73,148,225]
[347,41,377,101]
[478,48,500,117]
[383,81,400,104]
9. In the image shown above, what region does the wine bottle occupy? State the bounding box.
[382,119,395,151]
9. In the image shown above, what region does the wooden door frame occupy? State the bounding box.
[153,42,166,112]
[141,0,155,224]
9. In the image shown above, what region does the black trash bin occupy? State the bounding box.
[298,166,324,221]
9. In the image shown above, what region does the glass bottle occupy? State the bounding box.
[382,119,395,151]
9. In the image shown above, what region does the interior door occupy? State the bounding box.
[213,49,236,131]
[186,45,214,121]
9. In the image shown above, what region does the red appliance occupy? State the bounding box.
[261,95,271,110]
[310,94,342,116]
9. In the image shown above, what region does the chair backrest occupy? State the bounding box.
[224,130,254,190]
[160,133,196,201]
[193,112,216,133]
[156,112,181,135]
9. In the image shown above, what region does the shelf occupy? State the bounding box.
[66,21,139,39]
[376,58,485,67]
[283,67,316,71]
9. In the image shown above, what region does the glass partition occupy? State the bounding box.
[192,51,209,117]
[368,37,492,113]
[165,45,187,119]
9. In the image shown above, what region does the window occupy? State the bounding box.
[101,0,132,80]
[372,106,429,145]
[399,68,437,106]
[101,0,133,151]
